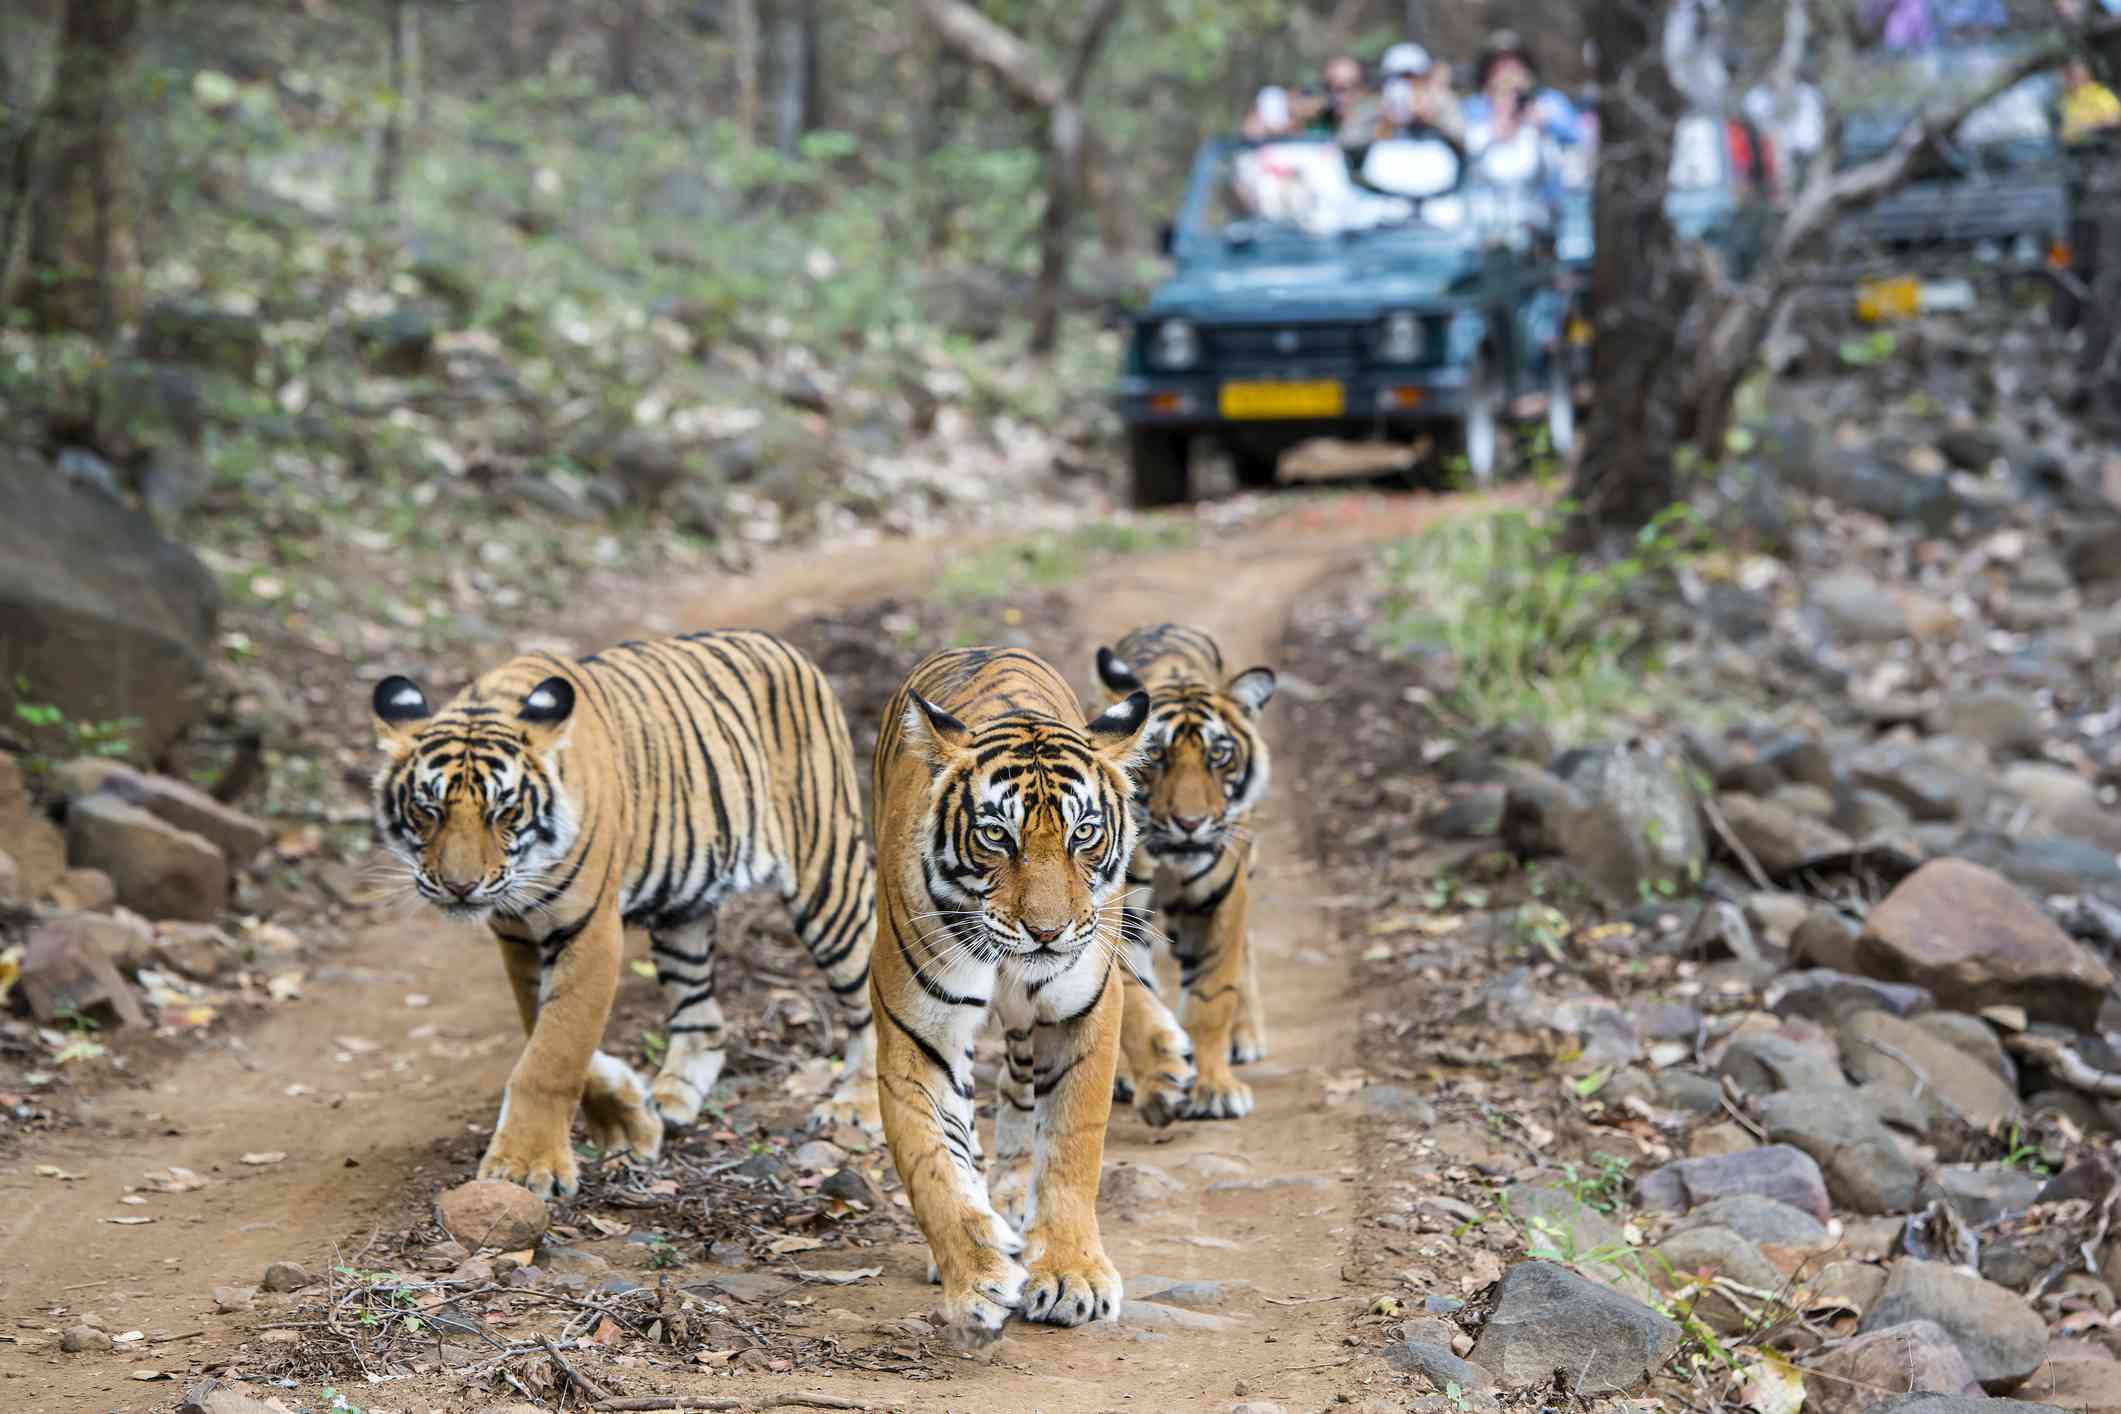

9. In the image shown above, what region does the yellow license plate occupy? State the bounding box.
[1219,379,1344,419]
[1857,275,1920,323]
[1566,316,1594,346]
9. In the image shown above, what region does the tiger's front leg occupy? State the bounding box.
[871,971,1025,1350]
[1019,959,1124,1328]
[483,906,628,1198]
[1171,867,1255,1121]
[1113,889,1195,1127]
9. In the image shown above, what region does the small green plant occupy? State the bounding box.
[1444,1379,1469,1410]
[645,1235,683,1270]
[641,1029,667,1066]
[2000,1126,2053,1176]
[1558,1153,1633,1213]
[10,678,141,773]
[1372,504,1700,735]
[935,519,1196,605]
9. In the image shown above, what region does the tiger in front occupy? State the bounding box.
[369,632,879,1200]
[869,647,1151,1348]
[1095,623,1277,1122]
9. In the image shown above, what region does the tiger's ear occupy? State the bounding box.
[1095,646,1143,698]
[902,691,974,774]
[1086,689,1152,769]
[1227,666,1277,714]
[372,675,431,754]
[517,675,576,753]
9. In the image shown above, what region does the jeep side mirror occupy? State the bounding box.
[1157,221,1176,256]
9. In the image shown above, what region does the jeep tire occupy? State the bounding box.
[1129,428,1191,507]
[1230,445,1280,489]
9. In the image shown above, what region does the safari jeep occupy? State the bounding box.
[1115,133,1575,506]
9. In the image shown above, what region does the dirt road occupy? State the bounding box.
[2,490,1488,1413]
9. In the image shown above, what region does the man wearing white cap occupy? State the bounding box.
[1346,40,1464,146]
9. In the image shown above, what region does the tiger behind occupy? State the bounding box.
[370,632,878,1199]
[869,647,1150,1348]
[1095,623,1276,1121]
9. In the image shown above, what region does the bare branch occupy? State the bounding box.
[913,0,1062,110]
[1064,0,1125,100]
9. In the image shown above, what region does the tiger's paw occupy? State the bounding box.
[989,1163,1035,1234]
[810,1069,883,1135]
[1230,1030,1267,1065]
[649,1042,725,1129]
[1111,1073,1135,1105]
[1181,1071,1254,1121]
[478,1128,581,1200]
[583,1052,665,1161]
[936,1250,1029,1351]
[1021,1249,1121,1328]
[1134,1034,1196,1128]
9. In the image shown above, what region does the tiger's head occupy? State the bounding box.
[901,690,1151,975]
[1095,646,1275,856]
[369,672,581,919]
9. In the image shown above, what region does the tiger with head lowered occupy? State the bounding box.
[370,632,878,1200]
[1095,624,1276,1122]
[869,647,1151,1348]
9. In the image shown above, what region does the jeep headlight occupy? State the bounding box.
[1376,311,1424,363]
[1149,318,1199,370]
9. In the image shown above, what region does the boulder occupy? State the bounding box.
[1767,969,1934,1025]
[436,1180,550,1252]
[1467,1261,1681,1394]
[1715,793,1854,875]
[1498,1183,1651,1298]
[1552,742,1706,899]
[53,761,269,866]
[0,455,219,761]
[1954,833,2121,908]
[1635,1145,1832,1222]
[1861,1260,2050,1393]
[1806,1320,1984,1413]
[1999,763,2121,853]
[14,913,148,1027]
[1917,1166,2046,1228]
[2063,519,2121,585]
[1838,1010,2021,1135]
[1716,1028,1848,1096]
[1672,1194,1831,1249]
[1498,767,1582,858]
[0,753,66,901]
[1871,1401,2065,1413]
[1652,1225,1783,1332]
[1792,908,1865,973]
[65,796,227,922]
[1757,1086,1925,1215]
[1811,571,1911,644]
[1385,1340,1495,1394]
[353,304,440,376]
[1767,782,1838,819]
[1845,744,1988,823]
[1855,859,2113,1029]
[1913,1012,2015,1085]
[137,299,266,380]
[1935,691,2044,759]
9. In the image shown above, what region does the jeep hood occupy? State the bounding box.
[1145,243,1480,321]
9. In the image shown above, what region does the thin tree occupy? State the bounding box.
[916,0,1126,355]
[11,0,142,336]
[374,0,418,208]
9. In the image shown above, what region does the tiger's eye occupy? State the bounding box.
[976,824,1011,850]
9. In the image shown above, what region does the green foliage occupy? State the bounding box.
[1372,504,1700,735]
[10,677,141,774]
[936,519,1196,604]
[644,1235,683,1270]
[2000,1126,2053,1176]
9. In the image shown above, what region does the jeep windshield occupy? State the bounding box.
[1193,136,1470,243]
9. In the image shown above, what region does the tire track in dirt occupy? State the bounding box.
[1,489,1493,1412]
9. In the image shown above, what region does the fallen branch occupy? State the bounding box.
[592,1399,746,1413]
[2006,1032,2121,1096]
[1700,797,1772,892]
[540,1334,614,1405]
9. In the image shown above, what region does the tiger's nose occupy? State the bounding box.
[1025,921,1066,945]
[1171,815,1209,834]
[443,879,478,900]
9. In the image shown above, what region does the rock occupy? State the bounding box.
[1499,766,1583,858]
[1635,1144,1832,1222]
[1467,1260,1682,1393]
[1914,1012,2015,1084]
[0,456,220,762]
[1811,571,1911,643]
[1768,969,1934,1025]
[1872,1401,2067,1413]
[1686,1121,1759,1157]
[260,1261,312,1293]
[1552,741,1706,900]
[436,1181,550,1251]
[65,796,227,923]
[2000,764,2121,853]
[1386,1339,1496,1392]
[1807,1320,1984,1413]
[89,358,211,515]
[1839,788,1916,841]
[60,1325,113,1353]
[178,1385,288,1414]
[2018,1353,2121,1410]
[729,1151,790,1184]
[138,299,265,380]
[1122,1300,1230,1331]
[1955,833,2121,908]
[819,1166,881,1207]
[1359,1085,1437,1124]
[1718,793,1854,875]
[48,866,116,912]
[1768,782,1838,819]
[1861,1259,2050,1392]
[1919,1166,2046,1228]
[1979,1215,2081,1291]
[1856,859,2114,1029]
[1937,691,2044,759]
[1653,1226,1784,1332]
[1655,1070,1725,1116]
[2064,520,2121,585]
[1102,1162,1186,1210]
[0,755,66,901]
[210,1285,255,1313]
[1426,787,1506,839]
[54,761,270,866]
[1672,1194,1830,1248]
[1129,1276,1250,1309]
[0,846,17,902]
[1792,906,1866,973]
[1745,889,1814,946]
[1757,1087,1924,1215]
[1764,737,1838,790]
[1846,744,1988,823]
[15,912,149,1027]
[1839,1010,2022,1134]
[1716,1029,1848,1096]
[1499,1184,1645,1295]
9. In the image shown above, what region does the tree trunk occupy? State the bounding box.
[606,0,647,96]
[13,0,141,336]
[374,0,413,208]
[729,0,761,136]
[768,0,814,155]
[1029,100,1084,354]
[1568,0,1693,537]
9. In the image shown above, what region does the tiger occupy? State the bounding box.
[1094,624,1277,1122]
[868,646,1151,1348]
[369,631,879,1200]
